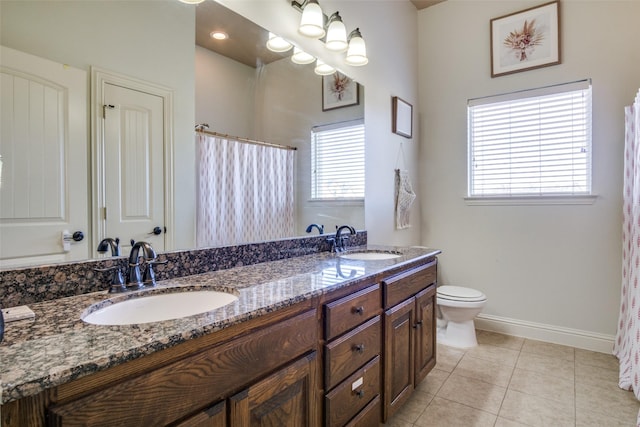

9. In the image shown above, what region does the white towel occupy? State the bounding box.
[395,169,416,229]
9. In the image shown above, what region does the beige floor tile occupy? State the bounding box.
[416,368,449,395]
[576,406,638,427]
[515,351,575,381]
[465,343,520,367]
[508,367,574,405]
[476,330,524,351]
[436,373,507,414]
[576,380,640,422]
[436,344,465,372]
[575,361,622,392]
[382,414,414,427]
[493,417,532,427]
[453,353,515,387]
[392,390,434,424]
[575,347,619,370]
[499,389,575,427]
[521,339,575,361]
[414,397,497,427]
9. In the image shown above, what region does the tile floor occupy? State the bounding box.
[384,330,640,427]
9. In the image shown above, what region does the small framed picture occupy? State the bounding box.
[322,72,359,111]
[490,1,560,77]
[392,96,412,139]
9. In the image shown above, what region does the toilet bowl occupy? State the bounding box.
[436,285,487,348]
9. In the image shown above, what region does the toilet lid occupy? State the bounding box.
[437,285,486,301]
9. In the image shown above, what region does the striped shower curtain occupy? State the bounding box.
[196,133,295,247]
[614,88,640,425]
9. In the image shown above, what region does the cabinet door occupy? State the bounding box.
[173,401,226,427]
[229,352,318,427]
[414,285,436,386]
[383,298,415,422]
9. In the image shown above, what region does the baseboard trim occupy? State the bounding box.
[475,314,615,354]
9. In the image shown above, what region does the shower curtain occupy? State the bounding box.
[196,133,295,247]
[614,88,640,425]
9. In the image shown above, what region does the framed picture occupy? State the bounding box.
[490,1,560,77]
[392,96,412,138]
[322,72,359,111]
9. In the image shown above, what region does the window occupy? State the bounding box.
[311,120,365,200]
[468,80,592,199]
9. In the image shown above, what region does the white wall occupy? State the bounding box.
[1,0,196,250]
[419,0,640,349]
[218,0,422,246]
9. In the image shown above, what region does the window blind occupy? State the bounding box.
[311,120,365,199]
[468,80,592,197]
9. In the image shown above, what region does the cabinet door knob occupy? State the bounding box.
[353,344,365,354]
[352,306,364,315]
[354,389,365,399]
[413,320,423,329]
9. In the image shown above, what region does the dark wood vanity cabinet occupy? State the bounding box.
[382,260,437,422]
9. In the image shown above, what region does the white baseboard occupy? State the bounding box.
[475,313,615,354]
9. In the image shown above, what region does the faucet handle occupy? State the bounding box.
[143,259,168,287]
[94,266,126,293]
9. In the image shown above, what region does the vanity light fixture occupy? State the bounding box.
[210,31,228,40]
[314,58,335,76]
[345,28,368,66]
[297,0,325,39]
[291,46,315,65]
[266,32,293,52]
[325,12,348,52]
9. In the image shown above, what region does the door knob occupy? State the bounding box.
[148,226,164,235]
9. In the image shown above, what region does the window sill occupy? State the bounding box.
[308,198,364,207]
[464,194,598,206]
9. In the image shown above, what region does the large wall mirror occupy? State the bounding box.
[0,0,364,268]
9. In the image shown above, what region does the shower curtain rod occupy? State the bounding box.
[195,124,297,151]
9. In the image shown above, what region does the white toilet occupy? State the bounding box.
[436,285,487,348]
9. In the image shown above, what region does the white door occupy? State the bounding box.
[0,46,89,267]
[102,83,165,256]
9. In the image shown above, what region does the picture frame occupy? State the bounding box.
[392,96,412,139]
[322,72,359,111]
[490,1,560,78]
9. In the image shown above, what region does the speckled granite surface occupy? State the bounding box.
[0,244,439,404]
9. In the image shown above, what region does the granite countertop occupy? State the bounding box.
[0,245,440,404]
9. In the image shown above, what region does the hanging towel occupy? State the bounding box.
[395,169,416,230]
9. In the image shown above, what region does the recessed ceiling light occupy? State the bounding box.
[210,31,228,40]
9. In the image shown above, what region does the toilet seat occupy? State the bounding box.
[437,285,486,302]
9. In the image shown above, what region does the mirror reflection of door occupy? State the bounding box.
[102,83,165,256]
[0,46,89,267]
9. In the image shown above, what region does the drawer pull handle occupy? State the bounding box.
[353,344,365,354]
[352,306,365,315]
[413,320,423,329]
[354,389,365,399]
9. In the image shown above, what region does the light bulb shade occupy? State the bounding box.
[345,29,368,66]
[298,1,325,38]
[291,47,315,65]
[266,32,293,52]
[314,59,335,76]
[325,13,348,52]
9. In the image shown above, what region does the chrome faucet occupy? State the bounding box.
[97,237,121,256]
[127,241,157,289]
[305,223,324,235]
[330,225,356,253]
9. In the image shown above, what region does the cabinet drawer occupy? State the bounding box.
[48,309,318,426]
[345,395,381,427]
[325,356,380,427]
[383,260,437,309]
[324,284,380,341]
[325,315,381,390]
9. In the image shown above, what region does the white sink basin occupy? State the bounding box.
[82,290,239,325]
[340,251,401,261]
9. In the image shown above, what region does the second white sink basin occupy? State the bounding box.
[82,290,239,325]
[340,251,401,261]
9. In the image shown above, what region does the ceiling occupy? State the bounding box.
[195,1,445,68]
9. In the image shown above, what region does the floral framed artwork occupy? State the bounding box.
[322,72,359,111]
[392,96,412,139]
[490,1,560,77]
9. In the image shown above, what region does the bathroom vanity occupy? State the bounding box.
[0,245,439,426]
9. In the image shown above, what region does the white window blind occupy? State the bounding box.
[468,80,592,197]
[311,120,365,199]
